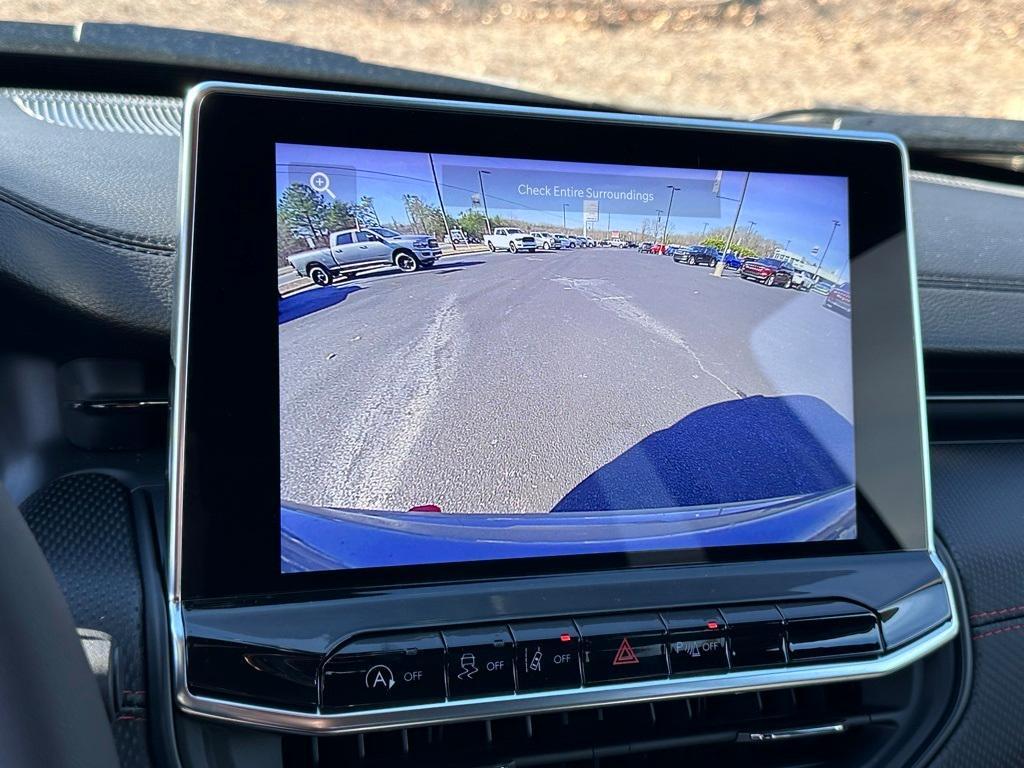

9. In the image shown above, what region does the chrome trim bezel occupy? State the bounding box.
[169,81,952,733]
[170,557,957,734]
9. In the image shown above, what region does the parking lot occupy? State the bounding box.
[279,247,852,514]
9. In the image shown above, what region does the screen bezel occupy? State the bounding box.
[173,84,930,602]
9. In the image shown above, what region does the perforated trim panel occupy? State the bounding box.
[21,473,152,768]
[929,442,1024,766]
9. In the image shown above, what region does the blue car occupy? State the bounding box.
[723,251,745,270]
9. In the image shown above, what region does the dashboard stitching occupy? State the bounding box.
[969,605,1024,621]
[0,188,175,255]
[973,622,1024,640]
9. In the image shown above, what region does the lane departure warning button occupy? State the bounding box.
[576,614,668,685]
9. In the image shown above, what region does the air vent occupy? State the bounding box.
[310,686,860,767]
[281,642,964,768]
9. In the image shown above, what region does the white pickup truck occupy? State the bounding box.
[484,227,538,253]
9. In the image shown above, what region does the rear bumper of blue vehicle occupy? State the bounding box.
[281,486,856,573]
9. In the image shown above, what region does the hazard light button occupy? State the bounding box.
[576,614,668,685]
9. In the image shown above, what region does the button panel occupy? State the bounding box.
[320,600,885,711]
[442,625,515,699]
[577,613,667,684]
[322,631,446,710]
[663,608,730,676]
[509,620,582,692]
[720,605,787,668]
[779,601,882,663]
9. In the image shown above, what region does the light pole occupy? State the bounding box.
[712,172,750,278]
[813,219,841,281]
[746,220,757,238]
[478,170,492,235]
[428,153,456,250]
[662,186,680,245]
[701,222,709,238]
[655,209,664,236]
[562,203,569,231]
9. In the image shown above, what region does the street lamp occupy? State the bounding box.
[812,219,841,281]
[701,222,709,237]
[662,186,680,245]
[562,203,569,231]
[712,172,751,278]
[478,170,492,235]
[746,220,757,237]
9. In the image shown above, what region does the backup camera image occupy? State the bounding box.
[276,143,854,574]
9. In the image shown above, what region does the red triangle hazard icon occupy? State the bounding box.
[612,637,640,666]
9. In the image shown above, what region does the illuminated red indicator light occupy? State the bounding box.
[560,633,572,642]
[707,621,719,630]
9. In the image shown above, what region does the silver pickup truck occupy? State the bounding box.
[287,227,442,286]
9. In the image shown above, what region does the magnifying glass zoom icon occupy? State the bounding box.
[309,171,336,198]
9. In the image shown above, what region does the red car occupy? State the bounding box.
[739,257,794,287]
[825,282,851,314]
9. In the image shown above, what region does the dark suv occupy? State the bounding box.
[740,257,795,287]
[674,244,720,266]
[825,281,852,314]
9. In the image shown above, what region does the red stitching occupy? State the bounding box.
[974,622,1024,640]
[970,605,1024,620]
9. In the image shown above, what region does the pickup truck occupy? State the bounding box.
[287,227,442,286]
[531,232,562,249]
[484,227,538,253]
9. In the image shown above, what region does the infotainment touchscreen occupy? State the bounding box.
[276,144,854,574]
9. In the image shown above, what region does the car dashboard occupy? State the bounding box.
[1,79,1023,768]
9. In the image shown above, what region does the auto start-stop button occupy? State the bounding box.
[321,630,445,710]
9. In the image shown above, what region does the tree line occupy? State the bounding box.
[277,183,498,265]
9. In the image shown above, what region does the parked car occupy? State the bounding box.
[443,227,467,245]
[739,257,795,287]
[532,232,561,249]
[723,251,746,270]
[287,227,440,285]
[485,227,538,253]
[675,244,720,267]
[811,278,836,296]
[825,282,852,313]
[790,270,814,291]
[638,241,654,253]
[553,234,573,249]
[650,243,669,255]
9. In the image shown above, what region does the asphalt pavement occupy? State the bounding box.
[279,248,854,514]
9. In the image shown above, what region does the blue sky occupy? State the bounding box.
[276,143,850,272]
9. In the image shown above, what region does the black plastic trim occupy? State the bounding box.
[132,486,184,768]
